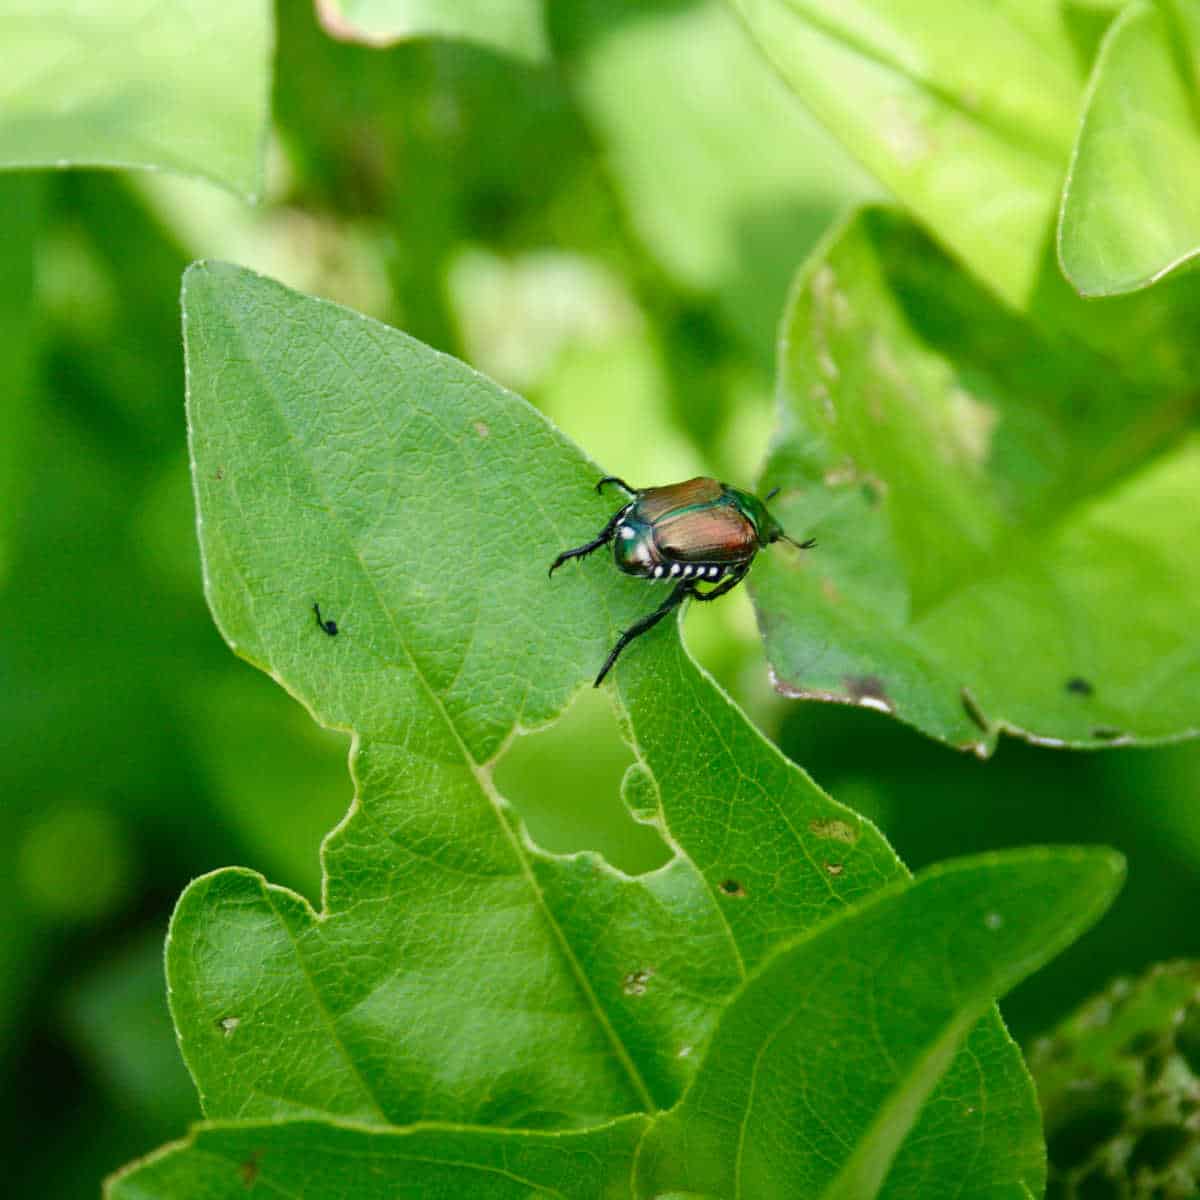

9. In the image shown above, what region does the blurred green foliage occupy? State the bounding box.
[3,1,1200,1195]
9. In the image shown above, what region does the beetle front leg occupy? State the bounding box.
[689,563,749,602]
[594,581,690,687]
[548,508,625,577]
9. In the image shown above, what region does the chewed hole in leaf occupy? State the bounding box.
[719,878,746,898]
[622,968,653,997]
[491,686,670,874]
[808,817,858,844]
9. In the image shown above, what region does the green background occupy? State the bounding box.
[4,1,1200,1195]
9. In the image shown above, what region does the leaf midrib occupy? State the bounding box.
[221,289,659,1119]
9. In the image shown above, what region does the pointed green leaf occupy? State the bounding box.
[0,1,272,198]
[169,262,1045,1186]
[315,0,547,62]
[637,848,1124,1199]
[106,1115,647,1199]
[755,207,1200,752]
[1060,0,1200,295]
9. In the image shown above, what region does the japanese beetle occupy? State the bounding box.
[550,475,814,686]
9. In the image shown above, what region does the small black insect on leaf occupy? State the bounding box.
[313,602,338,637]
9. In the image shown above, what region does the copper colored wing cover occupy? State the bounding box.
[636,476,724,523]
[654,504,758,563]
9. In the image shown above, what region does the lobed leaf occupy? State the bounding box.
[731,0,1084,307]
[1059,0,1200,296]
[170,262,1046,1186]
[0,1,272,199]
[638,848,1124,1199]
[315,0,548,61]
[754,207,1200,752]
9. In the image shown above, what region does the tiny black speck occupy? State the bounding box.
[313,602,338,637]
[1065,676,1094,696]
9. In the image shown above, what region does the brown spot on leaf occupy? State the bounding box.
[622,968,653,997]
[214,467,224,481]
[809,818,857,844]
[474,421,490,438]
[240,1151,260,1187]
[719,878,746,898]
[820,576,841,604]
[960,687,989,733]
[845,675,891,712]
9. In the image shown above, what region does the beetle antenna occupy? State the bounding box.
[780,533,817,551]
[596,475,636,496]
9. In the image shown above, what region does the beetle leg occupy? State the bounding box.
[596,475,637,497]
[548,507,625,577]
[594,581,690,687]
[689,562,750,602]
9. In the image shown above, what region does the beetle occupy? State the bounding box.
[549,475,815,686]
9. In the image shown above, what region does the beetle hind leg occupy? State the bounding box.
[689,562,749,602]
[594,581,689,686]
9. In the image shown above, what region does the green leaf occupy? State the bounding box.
[1030,960,1200,1191]
[106,1114,648,1199]
[755,207,1200,752]
[637,847,1124,1200]
[315,0,548,62]
[1059,0,1200,296]
[170,262,1043,1184]
[0,1,272,198]
[562,0,878,358]
[731,0,1084,307]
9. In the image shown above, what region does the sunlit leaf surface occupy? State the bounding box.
[1060,0,1200,295]
[732,0,1083,307]
[754,208,1200,753]
[0,1,272,198]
